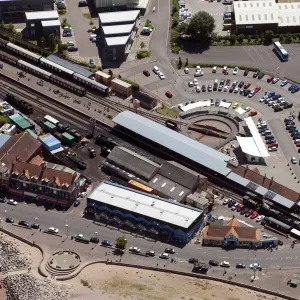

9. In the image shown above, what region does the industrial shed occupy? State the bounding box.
[111,78,132,97]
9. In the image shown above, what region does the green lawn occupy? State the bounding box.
[156,106,179,117]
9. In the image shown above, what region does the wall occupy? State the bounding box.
[236,23,278,34]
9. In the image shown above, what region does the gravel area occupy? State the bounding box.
[3,274,71,300]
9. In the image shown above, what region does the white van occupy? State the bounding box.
[153,66,160,74]
[223,66,228,73]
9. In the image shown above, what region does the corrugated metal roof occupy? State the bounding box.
[272,194,294,209]
[46,55,93,78]
[0,134,10,148]
[25,11,59,21]
[88,181,203,229]
[278,3,300,27]
[113,111,232,176]
[98,10,139,24]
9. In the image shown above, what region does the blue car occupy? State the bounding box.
[284,117,293,123]
[268,91,275,97]
[280,80,288,87]
[101,240,113,247]
[288,84,297,91]
[259,128,268,133]
[74,200,80,207]
[289,128,297,133]
[291,87,300,93]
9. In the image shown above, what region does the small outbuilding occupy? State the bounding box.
[111,78,132,97]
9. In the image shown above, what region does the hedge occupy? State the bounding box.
[118,77,140,91]
[189,63,260,72]
[136,50,151,59]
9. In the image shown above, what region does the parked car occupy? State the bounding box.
[248,91,255,98]
[236,263,246,268]
[165,91,173,98]
[233,67,239,75]
[159,253,170,259]
[245,209,254,217]
[0,198,6,203]
[231,203,239,211]
[272,77,279,84]
[212,66,217,73]
[244,70,249,76]
[209,260,219,266]
[267,76,274,83]
[280,80,288,87]
[184,67,189,74]
[146,250,155,257]
[238,81,244,88]
[227,199,234,207]
[256,215,265,222]
[258,72,265,79]
[288,84,297,91]
[202,84,206,92]
[90,237,100,243]
[129,247,141,253]
[236,204,244,212]
[254,86,261,93]
[31,223,39,229]
[220,261,231,267]
[250,211,259,219]
[208,84,213,92]
[291,157,297,164]
[232,102,239,109]
[78,0,88,6]
[102,240,113,247]
[240,207,249,215]
[253,71,259,78]
[189,258,199,263]
[249,263,261,270]
[292,87,300,93]
[74,200,80,207]
[143,70,150,77]
[5,217,14,223]
[7,199,17,206]
[165,248,175,254]
[47,227,59,234]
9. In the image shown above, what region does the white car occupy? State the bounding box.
[158,72,165,80]
[129,247,141,253]
[184,67,189,74]
[234,87,239,93]
[194,71,204,77]
[159,253,170,259]
[79,191,87,198]
[256,215,265,222]
[223,86,229,92]
[259,97,266,102]
[249,263,261,269]
[291,157,297,164]
[7,199,17,206]
[196,86,200,93]
[188,81,194,87]
[212,66,217,73]
[220,261,231,267]
[196,65,201,72]
[245,107,251,112]
[223,198,231,205]
[193,79,199,86]
[67,41,75,47]
[48,227,59,234]
[272,77,279,84]
[233,67,239,75]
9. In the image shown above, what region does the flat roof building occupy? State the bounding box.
[87,181,205,243]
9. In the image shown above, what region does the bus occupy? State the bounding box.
[273,41,289,61]
[44,115,59,126]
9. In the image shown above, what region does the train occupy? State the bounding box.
[0,37,109,95]
[5,93,33,114]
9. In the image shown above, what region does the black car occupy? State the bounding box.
[68,46,78,51]
[274,107,283,112]
[114,248,125,255]
[284,102,293,109]
[18,221,30,227]
[202,85,206,92]
[227,199,234,207]
[146,250,155,257]
[240,207,249,215]
[31,223,39,229]
[220,79,225,85]
[215,99,220,107]
[209,260,219,266]
[188,258,199,263]
[90,237,100,244]
[218,85,223,91]
[266,139,275,144]
[143,70,150,77]
[236,263,246,268]
[253,71,259,78]
[293,135,300,140]
[0,198,6,203]
[228,200,236,208]
[229,86,234,93]
[258,72,265,79]
[243,89,250,96]
[238,81,244,88]
[272,94,281,100]
[5,217,14,223]
[165,248,175,254]
[244,69,249,76]
[78,0,88,6]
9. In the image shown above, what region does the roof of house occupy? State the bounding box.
[113,111,232,176]
[98,10,139,25]
[203,218,260,242]
[25,11,59,21]
[88,181,203,229]
[0,132,41,169]
[102,24,134,36]
[107,146,160,181]
[105,35,130,46]
[233,0,278,25]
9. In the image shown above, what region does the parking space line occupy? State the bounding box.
[251,46,264,61]
[242,46,256,62]
[259,46,274,60]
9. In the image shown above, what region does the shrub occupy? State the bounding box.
[145,19,154,30]
[58,9,67,15]
[171,46,181,54]
[136,50,150,59]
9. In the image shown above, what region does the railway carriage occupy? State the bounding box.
[6,42,41,63]
[0,50,18,65]
[17,60,52,79]
[73,72,108,94]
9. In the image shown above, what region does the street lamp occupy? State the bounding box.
[66,224,69,237]
[4,210,7,219]
[95,231,98,238]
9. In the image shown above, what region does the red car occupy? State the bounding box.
[296,143,300,147]
[244,83,251,89]
[267,76,274,83]
[250,211,259,219]
[236,204,244,212]
[254,86,261,93]
[245,209,254,217]
[270,142,278,148]
[165,91,173,98]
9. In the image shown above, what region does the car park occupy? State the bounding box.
[209,260,219,266]
[233,67,239,75]
[129,247,141,253]
[258,72,265,79]
[236,263,246,268]
[280,80,288,87]
[159,253,170,259]
[7,199,17,206]
[267,76,274,83]
[143,70,150,77]
[272,77,279,84]
[245,209,254,217]
[165,248,175,254]
[102,239,113,247]
[184,67,189,74]
[5,217,14,223]
[244,70,249,76]
[253,71,259,78]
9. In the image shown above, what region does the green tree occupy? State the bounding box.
[247,35,252,44]
[89,20,94,26]
[177,56,182,69]
[285,33,293,44]
[58,40,68,52]
[0,20,5,28]
[237,34,245,44]
[263,30,274,45]
[115,235,127,249]
[48,33,56,51]
[140,41,145,49]
[186,11,215,41]
[8,23,14,32]
[229,34,236,45]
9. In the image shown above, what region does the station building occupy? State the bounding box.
[86,181,206,243]
[98,10,140,61]
[112,111,300,212]
[233,0,300,34]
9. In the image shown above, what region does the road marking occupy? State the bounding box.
[251,46,264,61]
[260,46,274,60]
[242,46,255,62]
[218,256,229,259]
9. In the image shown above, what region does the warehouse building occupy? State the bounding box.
[94,0,149,15]
[25,11,60,40]
[234,0,300,34]
[98,10,140,61]
[113,111,300,211]
[86,180,205,243]
[0,0,53,20]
